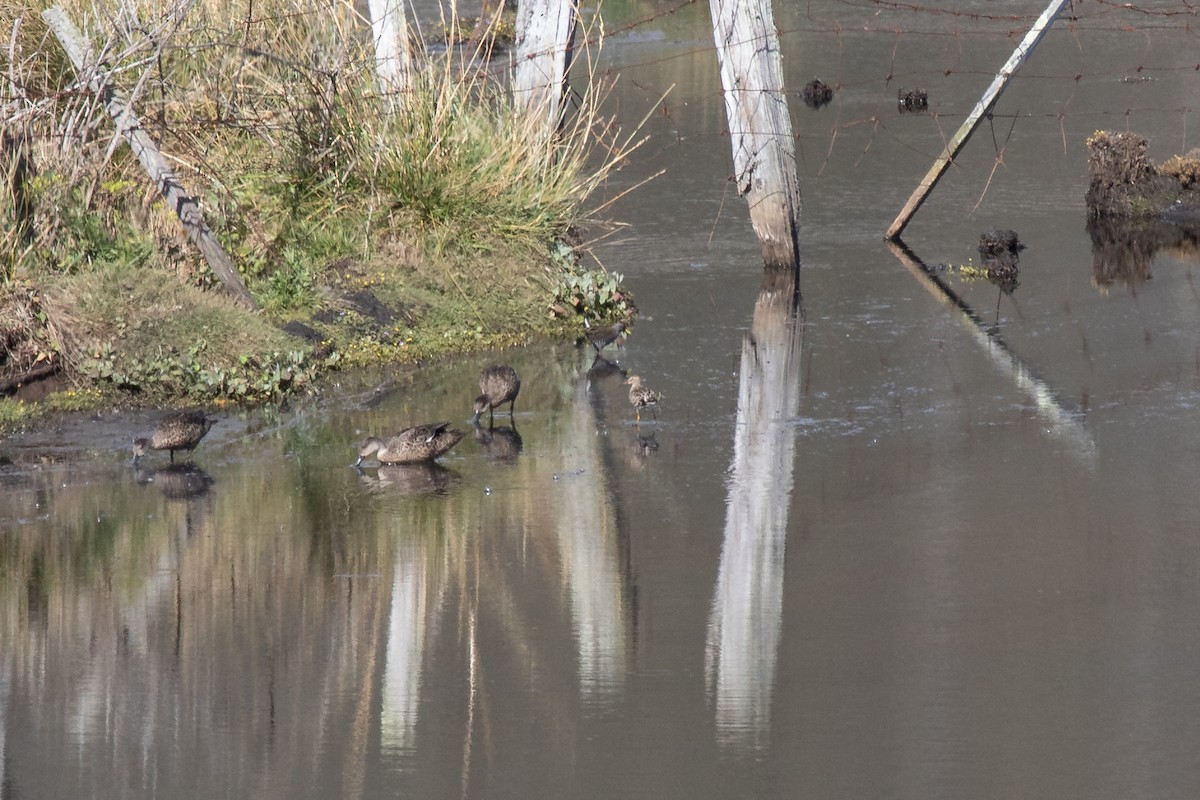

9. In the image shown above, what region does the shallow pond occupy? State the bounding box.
[6,2,1200,798]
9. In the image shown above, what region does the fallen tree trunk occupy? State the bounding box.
[41,5,258,310]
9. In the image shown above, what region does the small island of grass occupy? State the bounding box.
[0,0,637,431]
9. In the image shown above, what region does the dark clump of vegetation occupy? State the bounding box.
[974,228,1024,293]
[1085,131,1200,219]
[1084,131,1200,291]
[802,79,834,109]
[897,88,928,114]
[0,0,640,430]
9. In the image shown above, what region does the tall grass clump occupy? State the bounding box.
[0,0,639,403]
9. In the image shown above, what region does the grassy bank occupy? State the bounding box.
[0,0,637,430]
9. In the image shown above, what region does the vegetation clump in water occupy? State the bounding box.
[0,0,638,429]
[801,79,834,109]
[1085,131,1200,219]
[1084,131,1200,290]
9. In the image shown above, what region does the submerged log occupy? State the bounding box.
[709,0,801,270]
[41,6,258,310]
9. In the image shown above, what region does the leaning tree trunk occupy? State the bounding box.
[512,0,578,131]
[709,0,801,270]
[41,5,258,310]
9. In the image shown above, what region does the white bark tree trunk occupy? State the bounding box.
[709,0,801,269]
[367,0,410,101]
[512,0,578,130]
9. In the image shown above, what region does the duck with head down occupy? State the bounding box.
[355,421,465,466]
[473,364,521,425]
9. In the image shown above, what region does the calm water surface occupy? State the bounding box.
[6,2,1200,798]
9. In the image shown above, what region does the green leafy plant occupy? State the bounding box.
[552,242,632,320]
[80,338,339,401]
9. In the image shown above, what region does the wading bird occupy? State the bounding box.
[473,364,521,425]
[624,375,660,424]
[584,320,628,352]
[133,410,217,464]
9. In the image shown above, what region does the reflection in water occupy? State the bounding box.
[888,239,1097,464]
[136,462,214,501]
[0,663,7,794]
[134,462,215,539]
[472,423,523,464]
[706,268,803,752]
[625,431,658,471]
[585,353,626,385]
[1087,217,1200,291]
[561,373,629,699]
[381,536,444,758]
[359,462,461,495]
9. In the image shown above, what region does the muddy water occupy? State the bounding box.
[6,2,1200,798]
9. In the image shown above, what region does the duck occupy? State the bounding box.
[624,375,660,423]
[133,410,217,464]
[584,319,628,352]
[355,421,465,465]
[473,364,520,424]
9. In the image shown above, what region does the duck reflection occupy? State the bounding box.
[357,463,461,495]
[585,353,626,385]
[134,462,214,501]
[472,422,523,464]
[706,267,803,752]
[625,431,659,471]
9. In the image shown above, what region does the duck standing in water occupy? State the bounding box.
[584,320,628,353]
[473,364,521,425]
[133,410,217,464]
[624,375,660,424]
[355,421,465,466]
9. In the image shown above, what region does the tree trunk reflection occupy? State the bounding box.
[706,268,803,751]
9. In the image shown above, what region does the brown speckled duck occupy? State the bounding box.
[473,364,520,424]
[133,410,216,463]
[584,320,627,352]
[624,375,660,423]
[355,421,465,466]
